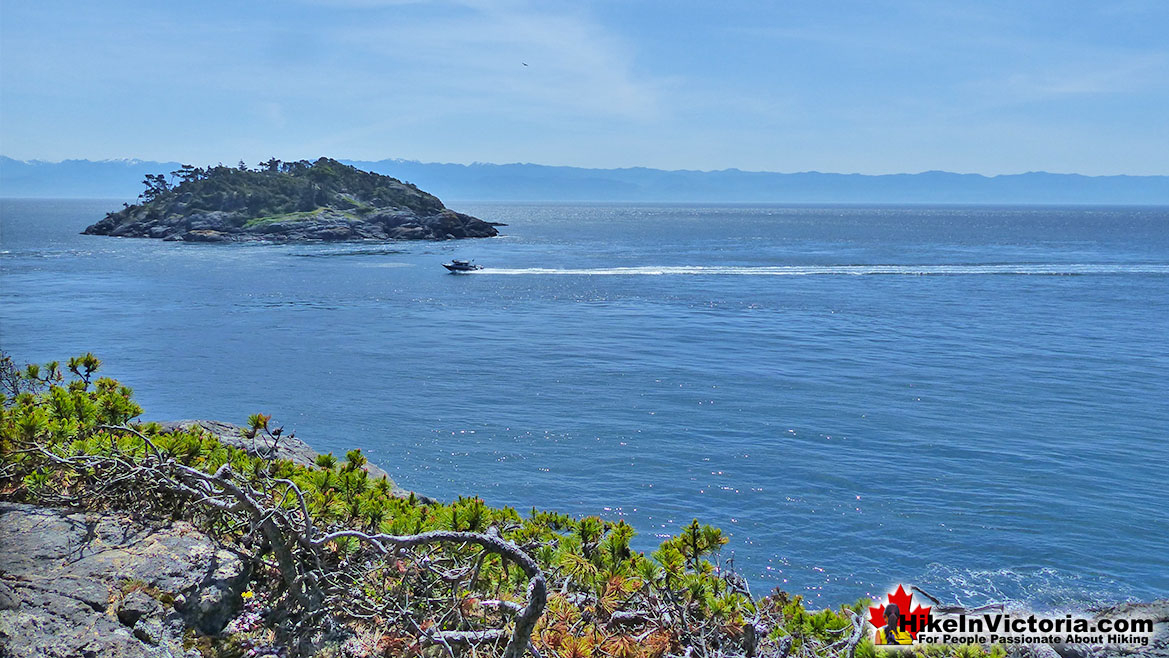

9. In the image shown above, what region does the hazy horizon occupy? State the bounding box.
[4,154,1166,204]
[4,154,1167,179]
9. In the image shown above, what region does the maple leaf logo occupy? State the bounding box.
[868,585,932,641]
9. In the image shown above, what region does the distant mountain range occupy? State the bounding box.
[2,156,1167,204]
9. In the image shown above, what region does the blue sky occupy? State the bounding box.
[1,0,1166,174]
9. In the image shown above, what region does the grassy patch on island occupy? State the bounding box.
[243,208,336,228]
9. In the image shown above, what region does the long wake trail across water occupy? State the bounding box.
[473,264,1169,276]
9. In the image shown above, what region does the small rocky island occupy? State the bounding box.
[83,157,499,242]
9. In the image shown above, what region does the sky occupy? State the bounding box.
[1,0,1167,175]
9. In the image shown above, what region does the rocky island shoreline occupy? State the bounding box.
[82,157,499,243]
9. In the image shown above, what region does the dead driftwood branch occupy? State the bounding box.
[38,424,549,658]
[313,528,546,658]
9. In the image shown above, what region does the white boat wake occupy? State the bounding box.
[473,264,1169,276]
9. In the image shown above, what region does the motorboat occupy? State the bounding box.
[443,259,482,273]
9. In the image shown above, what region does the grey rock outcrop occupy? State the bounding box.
[0,502,250,658]
[84,206,497,243]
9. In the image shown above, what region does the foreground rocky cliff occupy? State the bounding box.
[0,502,250,658]
[82,157,498,242]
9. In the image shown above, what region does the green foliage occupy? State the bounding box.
[247,413,270,430]
[654,518,727,577]
[905,643,1000,658]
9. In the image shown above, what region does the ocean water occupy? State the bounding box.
[2,199,1167,610]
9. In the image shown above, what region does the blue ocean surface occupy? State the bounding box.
[2,199,1167,609]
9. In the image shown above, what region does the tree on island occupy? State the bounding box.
[138,173,170,203]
